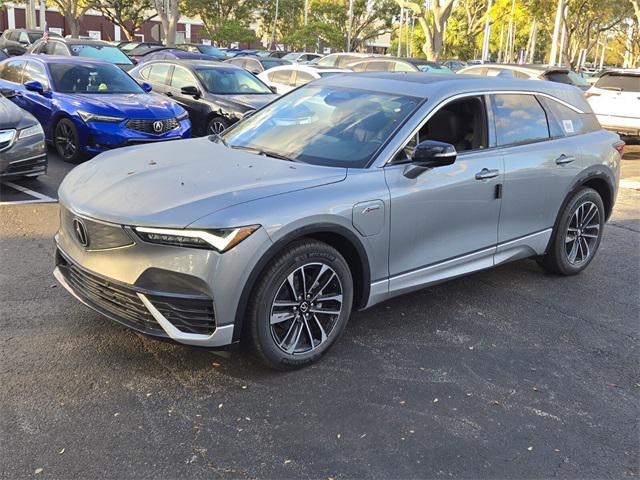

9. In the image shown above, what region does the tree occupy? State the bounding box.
[48,0,95,37]
[183,0,258,47]
[95,0,157,41]
[153,0,179,46]
[395,0,455,60]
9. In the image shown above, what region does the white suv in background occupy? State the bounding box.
[586,69,640,139]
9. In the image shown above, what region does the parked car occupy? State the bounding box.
[586,69,640,139]
[117,41,162,53]
[126,45,176,63]
[130,59,277,135]
[53,73,621,369]
[224,56,291,75]
[0,56,190,162]
[0,89,47,179]
[310,52,372,68]
[178,44,227,59]
[258,64,350,94]
[458,63,592,91]
[140,49,221,63]
[0,28,61,56]
[267,51,289,59]
[441,59,467,72]
[281,52,323,63]
[348,57,454,74]
[28,38,136,71]
[0,49,8,61]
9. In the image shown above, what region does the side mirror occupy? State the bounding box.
[140,81,152,92]
[403,140,457,179]
[251,70,261,75]
[180,85,200,98]
[24,80,44,94]
[269,86,278,94]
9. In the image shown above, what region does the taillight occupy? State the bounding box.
[613,141,625,156]
[585,92,600,99]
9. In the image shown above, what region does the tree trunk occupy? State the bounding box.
[67,14,80,38]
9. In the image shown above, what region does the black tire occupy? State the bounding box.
[247,239,354,370]
[207,116,229,136]
[539,187,605,275]
[54,118,84,163]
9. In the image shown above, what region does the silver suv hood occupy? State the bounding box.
[58,137,347,228]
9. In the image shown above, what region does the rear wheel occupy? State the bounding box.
[539,187,605,275]
[247,239,353,370]
[54,118,84,163]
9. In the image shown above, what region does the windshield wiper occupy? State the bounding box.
[229,145,299,163]
[208,133,228,147]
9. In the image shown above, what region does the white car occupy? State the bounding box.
[257,65,350,94]
[586,70,640,138]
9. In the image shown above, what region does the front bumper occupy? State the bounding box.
[76,118,192,155]
[53,208,273,348]
[0,132,47,178]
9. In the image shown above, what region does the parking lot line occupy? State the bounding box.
[620,179,640,190]
[0,181,58,205]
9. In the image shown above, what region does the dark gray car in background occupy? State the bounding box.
[0,89,47,179]
[54,74,622,370]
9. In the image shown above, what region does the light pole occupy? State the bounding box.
[346,0,354,52]
[397,7,403,57]
[480,0,492,62]
[549,0,565,66]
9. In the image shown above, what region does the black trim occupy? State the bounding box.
[232,223,371,342]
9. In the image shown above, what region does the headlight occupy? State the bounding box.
[177,110,189,121]
[78,110,125,123]
[135,225,260,252]
[18,123,43,139]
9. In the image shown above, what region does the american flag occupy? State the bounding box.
[42,23,49,43]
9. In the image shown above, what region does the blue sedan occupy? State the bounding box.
[0,55,191,162]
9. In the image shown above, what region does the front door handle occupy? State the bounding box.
[165,91,174,97]
[475,168,500,180]
[555,154,575,165]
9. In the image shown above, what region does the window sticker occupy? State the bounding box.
[562,119,574,133]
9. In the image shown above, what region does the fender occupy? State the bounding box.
[232,222,372,342]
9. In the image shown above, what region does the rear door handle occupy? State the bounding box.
[555,154,575,165]
[165,91,173,97]
[475,168,500,180]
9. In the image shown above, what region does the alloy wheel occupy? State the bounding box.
[209,121,226,134]
[565,200,600,265]
[55,122,77,159]
[270,262,343,355]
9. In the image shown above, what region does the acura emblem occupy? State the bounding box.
[153,120,164,133]
[72,218,89,247]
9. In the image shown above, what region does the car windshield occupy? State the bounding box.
[197,45,224,56]
[28,32,44,43]
[196,67,272,94]
[120,43,140,51]
[318,71,344,78]
[49,62,144,94]
[595,73,640,92]
[417,64,454,74]
[261,59,285,70]
[70,45,133,65]
[282,53,301,61]
[222,86,420,168]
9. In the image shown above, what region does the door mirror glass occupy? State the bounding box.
[180,85,200,97]
[411,140,457,167]
[140,81,152,92]
[24,80,44,94]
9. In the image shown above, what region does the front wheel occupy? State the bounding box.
[207,116,229,135]
[247,239,354,370]
[54,118,84,163]
[539,187,605,275]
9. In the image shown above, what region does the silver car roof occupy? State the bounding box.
[316,72,591,112]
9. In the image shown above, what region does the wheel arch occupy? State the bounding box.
[232,223,371,342]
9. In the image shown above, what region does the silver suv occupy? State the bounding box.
[54,73,622,370]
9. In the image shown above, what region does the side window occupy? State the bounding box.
[1,60,25,83]
[30,41,44,53]
[229,58,244,67]
[170,66,197,88]
[540,96,599,137]
[394,61,415,72]
[246,59,261,72]
[137,65,152,80]
[464,67,487,76]
[294,70,314,86]
[53,43,68,55]
[394,96,488,163]
[364,61,390,72]
[269,69,292,84]
[19,32,30,44]
[492,94,550,146]
[148,64,171,84]
[23,61,49,89]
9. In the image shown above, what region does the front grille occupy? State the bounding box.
[0,129,16,152]
[126,118,179,135]
[60,207,134,251]
[58,252,163,335]
[57,251,217,337]
[4,154,47,176]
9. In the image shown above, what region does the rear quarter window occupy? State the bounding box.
[539,97,600,137]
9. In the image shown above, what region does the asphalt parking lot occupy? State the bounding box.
[1,147,639,479]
